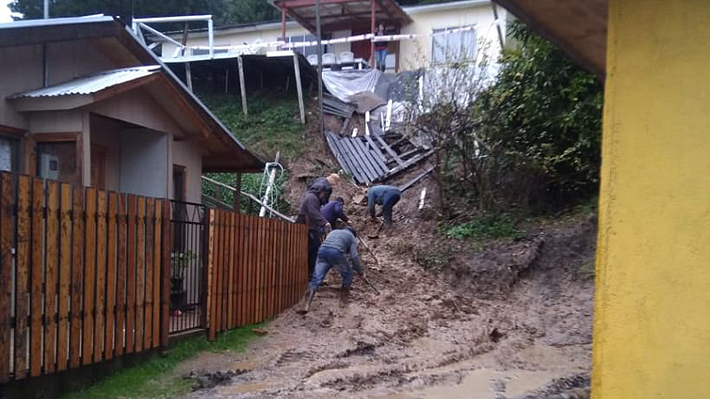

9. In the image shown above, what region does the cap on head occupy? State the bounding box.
[326,173,340,185]
[335,197,345,204]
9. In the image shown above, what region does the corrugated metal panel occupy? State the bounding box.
[10,66,161,99]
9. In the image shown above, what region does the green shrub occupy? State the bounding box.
[443,214,522,241]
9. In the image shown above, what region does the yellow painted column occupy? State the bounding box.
[593,1,710,398]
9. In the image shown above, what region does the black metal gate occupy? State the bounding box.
[169,200,207,334]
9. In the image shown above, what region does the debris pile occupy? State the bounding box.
[321,69,432,185]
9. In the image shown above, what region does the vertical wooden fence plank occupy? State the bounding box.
[220,212,228,332]
[213,212,222,334]
[232,213,243,327]
[0,174,13,382]
[243,216,252,325]
[29,178,44,377]
[272,220,280,317]
[125,195,137,354]
[15,175,31,379]
[152,201,161,348]
[290,224,297,307]
[135,197,145,352]
[43,181,59,374]
[227,213,235,329]
[82,187,96,365]
[251,217,260,324]
[237,214,247,327]
[94,191,107,361]
[143,198,154,350]
[105,193,117,360]
[206,209,216,341]
[56,183,71,371]
[115,195,127,357]
[263,219,271,320]
[160,201,171,349]
[69,186,83,369]
[264,219,272,320]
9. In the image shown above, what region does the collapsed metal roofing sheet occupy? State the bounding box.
[10,65,161,99]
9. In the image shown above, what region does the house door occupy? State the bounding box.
[91,145,106,189]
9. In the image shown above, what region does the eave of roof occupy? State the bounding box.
[493,0,607,79]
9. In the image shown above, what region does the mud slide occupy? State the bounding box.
[178,175,596,399]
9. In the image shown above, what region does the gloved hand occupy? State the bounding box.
[324,223,332,234]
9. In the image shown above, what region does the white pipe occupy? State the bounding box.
[365,111,370,136]
[43,0,48,19]
[133,15,212,23]
[208,18,214,58]
[386,99,392,131]
[259,152,280,218]
[418,187,427,210]
[139,23,185,49]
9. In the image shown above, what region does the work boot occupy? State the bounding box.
[304,289,316,313]
[339,285,350,308]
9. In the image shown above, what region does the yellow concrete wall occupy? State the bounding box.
[592,1,710,398]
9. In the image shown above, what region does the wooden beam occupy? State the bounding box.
[237,57,248,116]
[277,0,359,8]
[370,0,376,68]
[293,54,306,124]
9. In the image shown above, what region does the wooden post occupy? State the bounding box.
[185,62,193,92]
[293,54,306,124]
[370,0,376,68]
[281,7,287,46]
[234,173,242,213]
[237,56,248,116]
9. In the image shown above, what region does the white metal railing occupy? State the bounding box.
[131,15,214,58]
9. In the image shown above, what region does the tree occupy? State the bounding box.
[404,21,603,214]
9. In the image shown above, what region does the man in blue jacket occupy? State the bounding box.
[304,226,363,311]
[321,197,349,228]
[367,185,402,226]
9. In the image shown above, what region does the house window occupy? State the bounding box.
[0,136,19,173]
[37,142,79,184]
[431,25,476,64]
[282,34,328,57]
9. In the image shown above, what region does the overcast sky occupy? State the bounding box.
[0,0,16,22]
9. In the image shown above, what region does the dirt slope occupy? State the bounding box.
[178,167,596,398]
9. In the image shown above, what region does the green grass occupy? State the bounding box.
[198,92,305,160]
[443,213,523,241]
[62,323,265,399]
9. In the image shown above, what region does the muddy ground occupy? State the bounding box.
[177,154,596,398]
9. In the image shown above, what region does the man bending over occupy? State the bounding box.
[304,226,363,312]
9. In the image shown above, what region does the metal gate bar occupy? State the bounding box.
[169,200,206,334]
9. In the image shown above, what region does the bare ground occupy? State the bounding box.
[177,163,596,398]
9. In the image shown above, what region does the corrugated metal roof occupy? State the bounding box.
[10,66,161,99]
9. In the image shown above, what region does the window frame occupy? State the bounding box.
[430,25,477,66]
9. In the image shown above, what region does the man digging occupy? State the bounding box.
[303,226,363,312]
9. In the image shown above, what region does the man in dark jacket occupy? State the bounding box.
[309,173,340,205]
[367,185,402,226]
[297,186,331,278]
[321,197,349,228]
[304,226,363,312]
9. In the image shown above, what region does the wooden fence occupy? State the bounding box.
[0,173,307,384]
[206,210,308,339]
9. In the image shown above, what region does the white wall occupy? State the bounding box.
[400,1,505,70]
[119,128,168,198]
[172,138,203,203]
